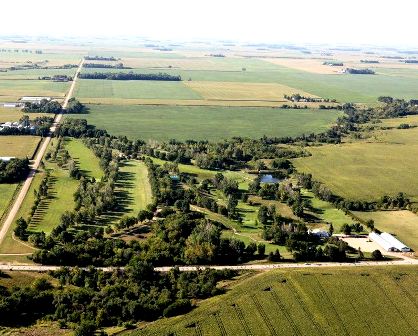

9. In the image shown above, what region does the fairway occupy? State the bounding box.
[65,138,103,180]
[67,104,341,141]
[136,266,418,336]
[114,160,152,217]
[353,210,418,251]
[293,128,418,201]
[0,136,41,158]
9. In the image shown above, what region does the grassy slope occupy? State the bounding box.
[0,136,41,158]
[68,105,341,141]
[135,266,418,336]
[65,138,103,180]
[353,210,418,251]
[293,127,418,201]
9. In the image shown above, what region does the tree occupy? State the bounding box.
[366,219,375,231]
[328,223,334,236]
[257,243,266,256]
[341,223,352,235]
[371,249,383,260]
[74,320,96,336]
[14,217,28,240]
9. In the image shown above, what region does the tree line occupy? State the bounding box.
[78,72,181,81]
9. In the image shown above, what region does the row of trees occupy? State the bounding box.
[78,72,181,81]
[0,158,29,183]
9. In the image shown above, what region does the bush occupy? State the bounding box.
[163,299,192,317]
[371,249,384,260]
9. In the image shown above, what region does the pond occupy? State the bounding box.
[260,174,281,184]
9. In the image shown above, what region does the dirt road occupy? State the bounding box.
[0,60,84,246]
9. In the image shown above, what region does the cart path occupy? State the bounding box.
[0,59,83,246]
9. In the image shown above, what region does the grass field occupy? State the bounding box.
[0,107,50,123]
[293,127,418,201]
[302,189,354,231]
[29,160,78,234]
[0,136,41,158]
[0,184,18,223]
[65,138,103,180]
[68,105,341,141]
[353,210,418,251]
[136,266,418,336]
[113,160,152,219]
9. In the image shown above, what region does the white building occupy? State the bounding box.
[19,96,51,104]
[368,232,396,251]
[380,232,411,252]
[311,228,330,238]
[0,157,15,162]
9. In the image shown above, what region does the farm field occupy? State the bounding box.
[293,128,418,201]
[0,136,41,158]
[0,107,50,123]
[65,138,103,180]
[0,79,70,101]
[353,210,418,251]
[68,104,341,141]
[136,266,418,336]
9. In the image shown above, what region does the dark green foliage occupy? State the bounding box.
[0,158,29,183]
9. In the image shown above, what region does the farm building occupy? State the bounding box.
[368,232,411,252]
[380,232,411,252]
[19,96,51,104]
[310,228,330,238]
[0,157,15,162]
[3,102,22,108]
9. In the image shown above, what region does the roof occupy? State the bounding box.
[368,232,394,251]
[380,232,410,251]
[0,157,15,162]
[20,96,51,102]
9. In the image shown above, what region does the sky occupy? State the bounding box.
[1,0,417,47]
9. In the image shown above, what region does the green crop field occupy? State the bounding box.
[293,127,418,201]
[67,104,341,141]
[65,138,103,180]
[0,79,70,101]
[353,210,418,251]
[74,79,202,101]
[135,266,418,336]
[0,107,50,123]
[0,136,41,158]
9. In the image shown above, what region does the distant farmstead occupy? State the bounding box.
[19,96,52,104]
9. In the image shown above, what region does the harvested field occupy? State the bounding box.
[0,136,41,158]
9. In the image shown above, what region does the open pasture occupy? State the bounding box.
[68,104,341,141]
[352,210,418,252]
[294,126,418,201]
[0,106,50,123]
[65,138,103,180]
[0,136,41,158]
[137,266,418,336]
[0,184,18,224]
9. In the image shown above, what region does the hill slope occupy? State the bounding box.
[134,266,418,336]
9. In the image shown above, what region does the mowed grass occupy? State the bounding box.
[74,79,202,100]
[0,136,41,158]
[293,127,418,201]
[353,210,418,251]
[114,160,152,218]
[0,184,18,223]
[29,160,78,234]
[136,266,418,336]
[68,105,341,141]
[65,138,103,180]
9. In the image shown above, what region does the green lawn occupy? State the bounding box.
[136,266,418,336]
[0,184,18,223]
[302,189,354,232]
[68,105,341,141]
[353,210,418,251]
[113,160,152,218]
[65,138,103,180]
[74,79,202,100]
[29,160,78,234]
